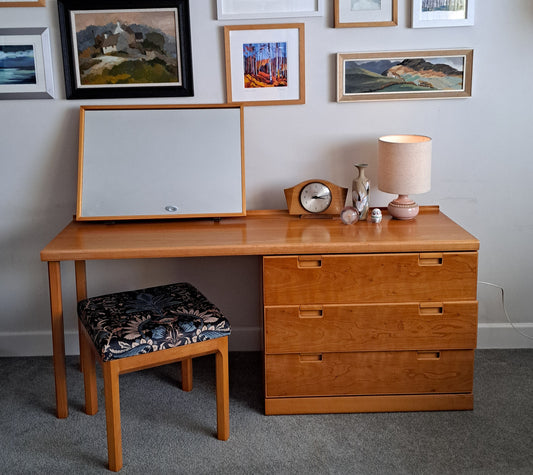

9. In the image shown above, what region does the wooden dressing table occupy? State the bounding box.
[41,207,479,418]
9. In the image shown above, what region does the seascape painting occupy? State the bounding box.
[0,44,36,85]
[71,9,181,88]
[351,0,381,11]
[243,42,287,88]
[344,55,465,95]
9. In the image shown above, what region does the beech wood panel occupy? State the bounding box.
[40,208,479,418]
[265,350,474,398]
[264,302,478,353]
[263,252,478,306]
[40,208,479,262]
[265,393,474,415]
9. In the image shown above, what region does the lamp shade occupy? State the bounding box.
[378,135,432,195]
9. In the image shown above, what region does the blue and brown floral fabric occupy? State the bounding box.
[78,282,231,362]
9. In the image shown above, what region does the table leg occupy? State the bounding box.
[48,261,68,418]
[75,261,87,372]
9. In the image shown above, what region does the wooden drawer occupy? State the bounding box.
[264,302,478,354]
[263,252,478,305]
[265,350,474,398]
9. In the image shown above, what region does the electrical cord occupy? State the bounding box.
[478,281,533,340]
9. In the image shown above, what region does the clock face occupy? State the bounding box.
[299,182,332,213]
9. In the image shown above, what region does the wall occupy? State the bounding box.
[1,1,532,355]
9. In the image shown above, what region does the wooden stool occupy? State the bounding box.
[77,282,231,472]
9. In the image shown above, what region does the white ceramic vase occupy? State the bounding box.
[352,164,370,220]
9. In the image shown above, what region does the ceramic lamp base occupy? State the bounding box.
[388,195,419,220]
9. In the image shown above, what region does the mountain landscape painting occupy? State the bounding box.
[338,50,472,101]
[243,42,287,88]
[71,9,181,87]
[0,44,36,85]
[345,56,464,94]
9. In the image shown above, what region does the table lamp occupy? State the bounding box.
[378,135,432,220]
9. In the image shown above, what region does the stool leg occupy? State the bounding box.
[103,362,123,472]
[181,358,193,392]
[215,337,230,441]
[80,328,98,415]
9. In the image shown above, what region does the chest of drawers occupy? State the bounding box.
[262,216,478,415]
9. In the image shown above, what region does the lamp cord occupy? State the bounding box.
[478,281,533,340]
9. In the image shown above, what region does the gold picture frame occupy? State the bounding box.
[337,49,473,102]
[0,0,45,6]
[334,0,397,28]
[224,23,305,106]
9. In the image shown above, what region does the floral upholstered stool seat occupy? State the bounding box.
[77,282,231,472]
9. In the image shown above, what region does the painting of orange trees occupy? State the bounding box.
[243,42,287,88]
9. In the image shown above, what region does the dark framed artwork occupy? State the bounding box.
[57,0,193,99]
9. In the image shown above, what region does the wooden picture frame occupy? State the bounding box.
[335,0,397,28]
[57,0,193,99]
[337,49,473,102]
[0,0,45,7]
[77,104,246,221]
[0,27,55,100]
[224,23,305,106]
[412,0,475,28]
[217,0,324,20]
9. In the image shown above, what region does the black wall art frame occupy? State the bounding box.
[57,0,193,99]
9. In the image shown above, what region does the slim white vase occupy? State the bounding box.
[352,164,370,220]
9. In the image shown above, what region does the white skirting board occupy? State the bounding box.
[0,327,263,357]
[1,325,533,357]
[477,323,533,349]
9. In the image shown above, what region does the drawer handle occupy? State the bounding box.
[299,306,323,318]
[298,256,322,268]
[419,303,444,315]
[299,354,323,363]
[417,351,441,360]
[419,253,443,266]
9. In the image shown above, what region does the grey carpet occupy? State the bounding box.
[0,350,532,474]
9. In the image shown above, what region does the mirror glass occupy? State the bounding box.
[77,105,245,220]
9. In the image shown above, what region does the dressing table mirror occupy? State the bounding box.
[76,104,245,220]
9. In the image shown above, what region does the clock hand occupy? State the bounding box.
[312,194,328,199]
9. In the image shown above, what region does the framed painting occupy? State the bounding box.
[224,23,305,106]
[0,28,55,100]
[217,0,324,20]
[412,0,475,28]
[0,0,45,6]
[337,49,473,102]
[57,0,193,99]
[335,0,397,28]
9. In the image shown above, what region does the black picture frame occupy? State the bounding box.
[57,0,193,99]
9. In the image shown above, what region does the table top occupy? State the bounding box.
[40,207,479,262]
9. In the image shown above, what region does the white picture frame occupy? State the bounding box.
[217,0,323,20]
[335,0,397,28]
[412,0,475,28]
[0,27,55,100]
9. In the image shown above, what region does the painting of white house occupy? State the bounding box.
[71,9,181,88]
